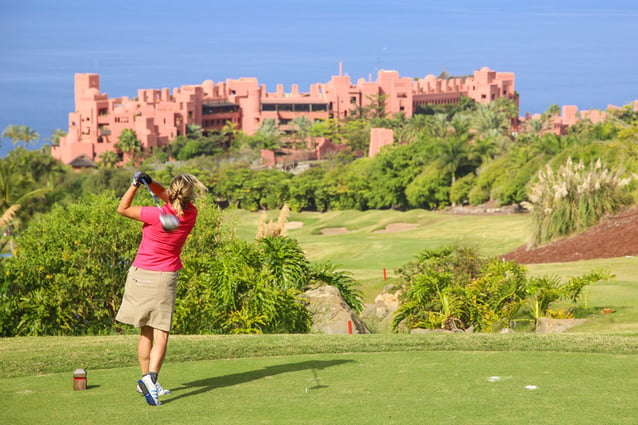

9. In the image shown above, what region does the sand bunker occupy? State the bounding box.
[374,223,419,233]
[285,221,304,229]
[321,227,349,235]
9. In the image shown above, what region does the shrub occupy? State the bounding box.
[526,157,633,246]
[393,246,525,332]
[450,173,476,205]
[405,165,451,209]
[175,229,363,334]
[392,246,610,333]
[0,193,139,336]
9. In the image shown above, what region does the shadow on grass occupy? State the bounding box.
[163,359,355,404]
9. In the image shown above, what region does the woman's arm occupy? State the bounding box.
[148,179,169,204]
[117,184,143,221]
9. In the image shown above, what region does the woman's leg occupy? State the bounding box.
[138,325,169,375]
[149,327,170,374]
[138,325,153,374]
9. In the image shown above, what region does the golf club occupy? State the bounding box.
[141,181,180,231]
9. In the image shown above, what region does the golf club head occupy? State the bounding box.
[160,213,180,231]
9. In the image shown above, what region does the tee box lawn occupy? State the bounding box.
[2,334,638,425]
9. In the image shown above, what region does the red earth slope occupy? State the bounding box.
[501,206,638,264]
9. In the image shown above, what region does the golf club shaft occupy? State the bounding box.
[142,181,163,210]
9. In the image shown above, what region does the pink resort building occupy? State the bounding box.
[52,66,519,166]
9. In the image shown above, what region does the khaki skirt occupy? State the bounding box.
[116,267,179,332]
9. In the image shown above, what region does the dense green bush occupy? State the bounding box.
[0,192,364,336]
[449,173,476,205]
[0,193,139,336]
[287,167,330,212]
[392,246,609,333]
[405,165,451,209]
[175,231,363,334]
[393,246,526,332]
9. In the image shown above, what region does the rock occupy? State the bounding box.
[359,285,403,333]
[373,291,400,318]
[304,285,370,334]
[535,318,588,334]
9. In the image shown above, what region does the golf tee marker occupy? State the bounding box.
[73,368,87,391]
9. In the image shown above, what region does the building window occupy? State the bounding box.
[294,104,310,112]
[262,103,277,111]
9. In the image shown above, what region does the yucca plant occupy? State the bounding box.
[525,157,633,247]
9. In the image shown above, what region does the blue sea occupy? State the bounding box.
[1,0,637,157]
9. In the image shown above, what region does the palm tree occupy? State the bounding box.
[492,97,519,122]
[47,129,67,146]
[221,120,238,149]
[17,125,40,149]
[436,134,471,186]
[0,160,49,211]
[525,119,546,135]
[186,123,203,139]
[114,128,142,164]
[450,113,472,138]
[1,125,21,147]
[98,150,120,168]
[473,103,509,137]
[427,113,450,138]
[396,114,430,144]
[292,116,312,147]
[256,119,282,149]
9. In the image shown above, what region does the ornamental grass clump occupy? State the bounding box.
[525,157,633,247]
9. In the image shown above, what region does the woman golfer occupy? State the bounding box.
[116,172,206,406]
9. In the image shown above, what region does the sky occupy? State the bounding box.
[0,0,637,155]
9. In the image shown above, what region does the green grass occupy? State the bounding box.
[526,257,638,335]
[225,209,530,300]
[6,333,638,379]
[4,210,638,424]
[2,334,638,424]
[225,208,638,334]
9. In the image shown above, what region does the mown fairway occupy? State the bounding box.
[226,208,532,300]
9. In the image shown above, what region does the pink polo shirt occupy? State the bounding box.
[132,203,198,272]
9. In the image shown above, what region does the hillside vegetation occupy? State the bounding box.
[2,100,638,337]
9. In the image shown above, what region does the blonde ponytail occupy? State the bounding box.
[167,174,207,216]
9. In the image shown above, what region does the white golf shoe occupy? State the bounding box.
[137,375,161,406]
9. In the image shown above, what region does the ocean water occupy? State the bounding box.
[1,0,637,157]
